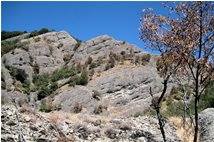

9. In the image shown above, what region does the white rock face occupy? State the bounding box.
[199,108,214,142]
[69,35,141,65]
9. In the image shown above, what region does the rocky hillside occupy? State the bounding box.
[4,30,213,142]
[1,31,164,116]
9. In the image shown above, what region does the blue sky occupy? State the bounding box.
[1,1,167,53]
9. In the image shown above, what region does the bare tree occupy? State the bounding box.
[140,8,182,142]
[140,2,214,142]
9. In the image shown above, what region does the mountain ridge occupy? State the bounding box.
[2,30,213,142]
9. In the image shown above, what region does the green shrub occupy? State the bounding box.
[190,81,214,113]
[1,40,29,56]
[51,66,77,82]
[163,101,183,117]
[29,30,39,37]
[29,28,50,38]
[78,68,88,85]
[39,99,61,112]
[33,74,49,87]
[89,62,96,69]
[203,81,214,108]
[1,31,27,40]
[1,40,17,56]
[39,100,52,112]
[141,53,151,62]
[38,28,49,35]
[23,80,31,95]
[6,66,28,83]
[37,86,50,100]
[36,81,58,100]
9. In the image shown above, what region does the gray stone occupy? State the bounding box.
[199,108,214,142]
[53,86,99,113]
[28,43,51,57]
[3,49,30,67]
[1,67,14,90]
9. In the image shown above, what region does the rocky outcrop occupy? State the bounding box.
[2,30,179,141]
[53,85,99,113]
[69,35,141,65]
[199,108,214,142]
[52,63,163,116]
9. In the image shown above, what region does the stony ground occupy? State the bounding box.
[1,105,180,142]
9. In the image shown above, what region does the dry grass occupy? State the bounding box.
[169,117,194,142]
[48,113,61,124]
[47,111,82,124]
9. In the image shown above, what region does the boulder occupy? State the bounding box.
[3,49,30,67]
[199,108,214,142]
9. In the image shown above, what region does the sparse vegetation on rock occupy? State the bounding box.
[1,40,29,56]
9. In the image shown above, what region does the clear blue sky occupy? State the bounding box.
[1,1,167,53]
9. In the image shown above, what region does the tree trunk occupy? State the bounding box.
[193,4,203,142]
[157,109,166,142]
[152,79,168,142]
[194,95,199,142]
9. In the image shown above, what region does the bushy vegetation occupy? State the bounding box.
[6,66,28,83]
[1,40,29,56]
[1,31,27,40]
[29,28,50,38]
[141,53,151,65]
[154,83,214,118]
[51,66,77,82]
[39,100,52,112]
[201,81,214,108]
[190,81,214,113]
[33,66,89,100]
[22,80,31,95]
[33,73,58,100]
[39,100,61,112]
